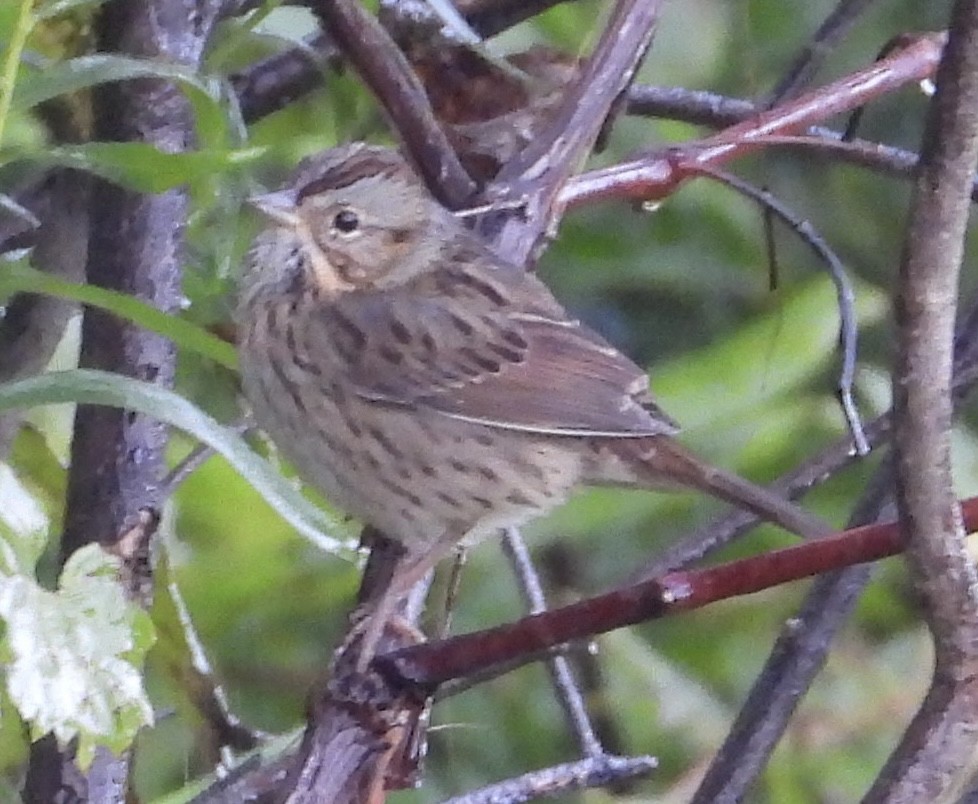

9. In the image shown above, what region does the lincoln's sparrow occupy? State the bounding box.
[236,143,830,665]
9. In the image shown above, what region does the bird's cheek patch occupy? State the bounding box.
[307,244,356,297]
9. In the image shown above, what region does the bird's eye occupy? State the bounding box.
[332,209,360,234]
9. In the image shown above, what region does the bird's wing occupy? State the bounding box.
[311,268,678,438]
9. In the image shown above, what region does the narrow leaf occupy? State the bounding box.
[12,54,219,112]
[0,370,357,558]
[5,142,264,194]
[0,262,238,369]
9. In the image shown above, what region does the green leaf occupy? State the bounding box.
[4,142,265,194]
[0,544,154,764]
[9,54,235,153]
[11,54,219,113]
[0,369,357,558]
[0,0,34,153]
[0,261,238,370]
[34,0,109,20]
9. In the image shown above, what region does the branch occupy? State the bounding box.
[22,0,223,800]
[867,0,978,798]
[374,502,978,690]
[440,753,657,803]
[306,0,477,208]
[482,0,664,265]
[231,31,340,123]
[501,529,603,757]
[561,32,946,208]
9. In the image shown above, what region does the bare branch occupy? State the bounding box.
[377,511,921,690]
[765,0,882,105]
[231,32,340,124]
[306,0,477,208]
[867,0,978,797]
[483,0,664,265]
[441,753,657,804]
[562,33,946,209]
[502,529,603,757]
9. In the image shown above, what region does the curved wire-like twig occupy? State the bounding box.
[688,163,870,455]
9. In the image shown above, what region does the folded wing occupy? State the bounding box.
[312,268,678,438]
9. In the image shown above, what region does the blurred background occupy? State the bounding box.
[1,1,973,801]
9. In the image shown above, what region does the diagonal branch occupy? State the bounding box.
[764,0,883,106]
[482,0,664,265]
[561,32,946,208]
[306,0,477,208]
[375,504,974,690]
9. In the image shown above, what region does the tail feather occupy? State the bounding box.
[605,436,833,540]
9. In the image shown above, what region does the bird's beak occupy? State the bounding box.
[247,189,301,228]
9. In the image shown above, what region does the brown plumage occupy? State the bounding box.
[236,143,831,665]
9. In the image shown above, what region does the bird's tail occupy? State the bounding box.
[605,436,834,540]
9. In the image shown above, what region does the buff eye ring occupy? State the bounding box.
[333,209,361,234]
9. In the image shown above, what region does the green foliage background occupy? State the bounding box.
[0,1,973,801]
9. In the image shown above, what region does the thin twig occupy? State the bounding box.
[440,753,657,804]
[157,420,252,501]
[690,165,868,455]
[164,575,261,753]
[502,528,603,758]
[765,0,882,106]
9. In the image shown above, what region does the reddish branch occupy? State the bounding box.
[377,497,978,691]
[561,32,946,209]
